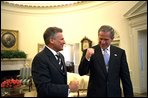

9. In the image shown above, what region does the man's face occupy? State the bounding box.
[52,32,65,52]
[98,31,113,49]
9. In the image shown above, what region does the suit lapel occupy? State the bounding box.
[44,47,66,76]
[108,45,118,73]
[94,46,108,76]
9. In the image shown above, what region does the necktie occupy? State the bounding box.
[55,54,63,71]
[103,49,109,71]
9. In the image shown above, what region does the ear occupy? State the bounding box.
[49,38,54,44]
[111,36,114,40]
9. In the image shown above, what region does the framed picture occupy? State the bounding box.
[1,29,18,51]
[81,36,92,51]
[38,43,45,52]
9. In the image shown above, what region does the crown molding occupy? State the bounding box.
[1,1,117,14]
[2,1,84,8]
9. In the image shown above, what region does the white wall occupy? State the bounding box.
[1,1,138,68]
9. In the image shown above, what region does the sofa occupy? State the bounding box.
[67,72,89,97]
[31,72,89,97]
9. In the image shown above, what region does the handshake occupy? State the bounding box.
[68,80,79,92]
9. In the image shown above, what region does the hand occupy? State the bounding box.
[85,48,94,60]
[68,80,79,92]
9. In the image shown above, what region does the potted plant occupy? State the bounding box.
[1,50,27,59]
[1,78,22,96]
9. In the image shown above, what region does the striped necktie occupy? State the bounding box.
[55,54,63,71]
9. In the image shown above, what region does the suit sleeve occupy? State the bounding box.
[78,50,90,76]
[120,50,133,97]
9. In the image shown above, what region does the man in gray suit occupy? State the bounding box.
[78,25,133,97]
[32,27,79,97]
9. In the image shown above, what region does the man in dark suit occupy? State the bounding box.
[78,25,133,97]
[32,27,79,97]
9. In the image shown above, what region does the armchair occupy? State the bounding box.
[17,67,32,92]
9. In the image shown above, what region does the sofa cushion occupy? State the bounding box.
[67,72,89,97]
[67,72,84,89]
[82,75,89,89]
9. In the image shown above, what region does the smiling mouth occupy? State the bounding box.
[100,44,107,48]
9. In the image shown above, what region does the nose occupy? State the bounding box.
[101,40,105,44]
[63,40,66,44]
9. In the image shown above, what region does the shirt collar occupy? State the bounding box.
[101,45,110,51]
[45,45,58,56]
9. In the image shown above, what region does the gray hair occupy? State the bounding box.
[43,27,62,45]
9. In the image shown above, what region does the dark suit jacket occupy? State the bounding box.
[32,47,68,97]
[78,45,133,97]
